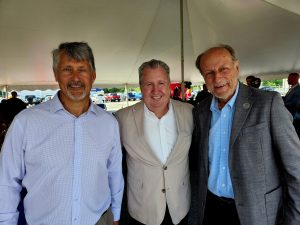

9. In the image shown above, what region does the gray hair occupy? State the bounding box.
[138,59,170,85]
[52,42,96,72]
[195,44,238,74]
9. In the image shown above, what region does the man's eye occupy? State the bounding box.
[205,72,214,77]
[63,68,72,72]
[79,68,87,73]
[220,67,229,72]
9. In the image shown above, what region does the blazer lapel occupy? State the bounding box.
[229,83,253,148]
[197,99,212,173]
[165,100,183,163]
[132,101,144,137]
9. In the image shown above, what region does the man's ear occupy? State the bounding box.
[92,71,96,82]
[235,60,240,73]
[53,69,58,82]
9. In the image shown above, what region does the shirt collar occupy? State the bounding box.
[290,83,299,90]
[144,101,173,120]
[210,82,240,112]
[50,91,97,115]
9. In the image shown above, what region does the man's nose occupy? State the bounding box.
[71,70,81,80]
[152,84,159,92]
[214,70,223,80]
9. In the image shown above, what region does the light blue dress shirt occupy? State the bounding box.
[208,83,239,198]
[0,94,124,225]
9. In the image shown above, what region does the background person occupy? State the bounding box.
[3,91,27,126]
[194,84,212,105]
[192,44,300,225]
[284,72,300,138]
[0,42,124,225]
[250,76,261,88]
[116,59,193,225]
[245,75,255,86]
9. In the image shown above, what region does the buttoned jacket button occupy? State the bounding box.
[162,189,166,193]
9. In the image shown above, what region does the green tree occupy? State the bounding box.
[262,79,282,87]
[103,87,125,93]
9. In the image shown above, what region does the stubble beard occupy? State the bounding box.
[66,81,87,101]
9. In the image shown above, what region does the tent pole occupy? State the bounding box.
[180,0,185,101]
[125,83,129,107]
[4,85,8,99]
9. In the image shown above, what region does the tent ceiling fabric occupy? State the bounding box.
[1,0,300,90]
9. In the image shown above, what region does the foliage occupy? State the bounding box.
[262,79,282,87]
[103,87,140,94]
[128,87,141,93]
[103,87,124,93]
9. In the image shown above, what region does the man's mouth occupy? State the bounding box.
[152,95,162,100]
[68,81,84,89]
[214,83,227,89]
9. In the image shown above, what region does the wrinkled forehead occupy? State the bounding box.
[201,48,234,69]
[203,48,232,61]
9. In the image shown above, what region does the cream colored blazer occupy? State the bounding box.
[116,100,193,225]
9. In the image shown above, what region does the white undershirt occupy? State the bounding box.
[144,103,178,164]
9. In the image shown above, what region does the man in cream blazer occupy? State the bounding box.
[116,59,193,225]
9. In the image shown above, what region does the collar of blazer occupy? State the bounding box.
[195,82,254,150]
[229,83,254,149]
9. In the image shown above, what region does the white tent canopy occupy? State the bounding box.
[1,0,300,91]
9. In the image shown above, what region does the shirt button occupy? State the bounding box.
[222,184,225,187]
[162,189,166,193]
[222,166,226,170]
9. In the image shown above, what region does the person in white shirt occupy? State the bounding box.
[115,59,193,225]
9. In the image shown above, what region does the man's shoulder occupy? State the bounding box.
[6,97,26,106]
[7,97,25,103]
[15,101,49,119]
[171,99,193,112]
[239,84,278,101]
[116,101,142,117]
[293,84,300,93]
[193,95,212,113]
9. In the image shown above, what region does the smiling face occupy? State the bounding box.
[199,48,239,107]
[140,66,171,118]
[54,52,96,108]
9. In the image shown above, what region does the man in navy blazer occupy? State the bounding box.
[191,44,300,225]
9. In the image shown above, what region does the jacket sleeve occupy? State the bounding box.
[270,92,300,225]
[107,120,124,221]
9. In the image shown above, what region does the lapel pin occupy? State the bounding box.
[243,102,250,109]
